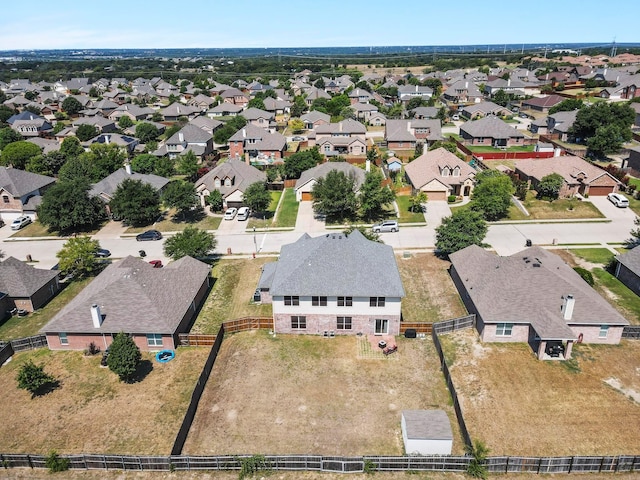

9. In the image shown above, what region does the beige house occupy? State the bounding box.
[403,148,476,201]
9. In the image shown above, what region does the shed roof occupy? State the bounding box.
[402,410,453,440]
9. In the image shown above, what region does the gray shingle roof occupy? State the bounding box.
[404,148,475,189]
[267,230,405,298]
[167,123,212,145]
[449,245,629,340]
[40,256,210,335]
[0,167,55,197]
[460,116,524,140]
[295,162,366,191]
[228,124,286,152]
[402,410,452,440]
[196,158,266,199]
[90,168,170,200]
[0,257,59,298]
[615,246,640,275]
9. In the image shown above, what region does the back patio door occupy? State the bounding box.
[374,318,388,335]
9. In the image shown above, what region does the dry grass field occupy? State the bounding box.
[396,253,467,323]
[0,347,208,454]
[183,330,464,456]
[440,329,640,456]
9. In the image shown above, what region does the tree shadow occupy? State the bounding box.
[127,359,154,383]
[171,207,206,224]
[32,379,61,398]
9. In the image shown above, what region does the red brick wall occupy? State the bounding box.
[274,313,401,336]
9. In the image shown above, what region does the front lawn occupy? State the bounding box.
[272,188,298,228]
[0,277,93,341]
[519,194,605,220]
[395,195,426,223]
[125,208,221,233]
[11,220,103,238]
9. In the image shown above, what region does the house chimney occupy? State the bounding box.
[242,128,246,138]
[465,81,468,89]
[125,162,132,174]
[366,159,371,172]
[91,304,102,328]
[178,132,184,142]
[245,152,250,165]
[562,294,575,320]
[104,134,110,145]
[507,78,511,87]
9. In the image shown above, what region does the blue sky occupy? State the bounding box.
[0,0,636,50]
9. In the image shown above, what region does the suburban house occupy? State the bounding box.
[220,87,249,106]
[195,158,266,209]
[410,106,439,119]
[348,88,373,104]
[108,104,155,122]
[522,95,565,112]
[257,230,405,335]
[207,103,243,117]
[351,102,379,122]
[404,147,476,200]
[316,135,367,157]
[460,101,511,120]
[459,116,525,147]
[89,164,170,209]
[368,111,387,127]
[8,112,53,137]
[483,78,527,97]
[398,85,433,103]
[514,156,620,197]
[614,246,640,296]
[385,119,443,151]
[73,116,117,134]
[0,166,56,223]
[159,103,200,122]
[263,97,291,115]
[449,245,629,360]
[626,145,640,171]
[441,80,483,105]
[228,124,287,162]
[240,107,276,131]
[86,133,139,154]
[0,256,60,313]
[188,116,224,137]
[158,124,214,160]
[547,110,578,142]
[41,256,211,352]
[314,118,367,141]
[301,110,331,130]
[294,162,366,201]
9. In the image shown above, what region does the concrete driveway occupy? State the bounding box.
[295,201,326,232]
[217,215,249,233]
[425,201,451,227]
[588,195,636,221]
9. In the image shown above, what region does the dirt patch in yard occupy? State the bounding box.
[0,347,208,454]
[441,329,640,456]
[397,253,467,323]
[183,330,464,456]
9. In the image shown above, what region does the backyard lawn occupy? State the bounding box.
[0,277,93,341]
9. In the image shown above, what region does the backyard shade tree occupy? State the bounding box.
[61,96,83,115]
[311,169,358,221]
[130,154,157,174]
[0,126,23,150]
[107,332,142,382]
[118,115,134,128]
[570,102,634,156]
[163,226,217,260]
[435,209,488,258]
[55,236,101,279]
[283,148,322,179]
[135,122,161,143]
[242,181,272,215]
[16,360,57,397]
[359,169,395,220]
[109,178,161,227]
[75,124,99,142]
[0,141,41,169]
[471,170,514,221]
[38,178,106,233]
[176,151,199,181]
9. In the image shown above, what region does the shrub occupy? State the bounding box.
[45,450,69,473]
[237,455,270,480]
[448,195,457,203]
[84,341,101,356]
[573,267,594,286]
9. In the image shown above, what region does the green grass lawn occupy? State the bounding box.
[247,190,282,229]
[271,188,298,228]
[125,208,221,233]
[395,195,427,223]
[0,277,93,341]
[11,220,104,238]
[570,248,615,266]
[520,194,605,220]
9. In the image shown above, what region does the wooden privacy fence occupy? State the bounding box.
[1,453,637,474]
[223,316,273,333]
[0,334,48,369]
[622,325,640,339]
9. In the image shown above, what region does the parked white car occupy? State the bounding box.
[10,215,32,230]
[607,192,629,208]
[223,207,238,220]
[236,206,250,221]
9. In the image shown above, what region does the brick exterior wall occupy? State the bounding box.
[568,325,625,345]
[480,323,530,343]
[0,190,23,213]
[229,141,243,158]
[46,332,175,351]
[615,263,640,297]
[274,313,401,336]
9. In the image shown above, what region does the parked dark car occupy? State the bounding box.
[136,230,162,241]
[95,248,111,258]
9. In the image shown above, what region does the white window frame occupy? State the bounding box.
[495,323,513,336]
[337,316,352,330]
[59,332,68,345]
[599,325,609,338]
[147,333,163,347]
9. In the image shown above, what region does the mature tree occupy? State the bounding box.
[130,153,156,174]
[39,179,105,233]
[76,124,99,142]
[283,148,322,179]
[290,96,307,117]
[312,169,358,221]
[58,154,97,182]
[118,115,134,128]
[0,127,23,150]
[107,332,141,382]
[60,136,84,157]
[570,102,634,144]
[289,118,305,133]
[587,124,630,157]
[162,180,199,219]
[343,224,381,243]
[176,151,200,181]
[89,86,100,98]
[89,143,126,179]
[164,226,217,260]
[26,155,53,176]
[471,170,513,221]
[242,181,271,214]
[135,122,161,143]
[16,360,57,397]
[247,97,266,110]
[548,99,583,115]
[536,173,564,200]
[55,236,101,279]
[0,141,41,169]
[435,209,488,258]
[109,178,161,227]
[154,156,175,178]
[409,191,428,212]
[61,96,83,115]
[213,116,247,144]
[339,106,355,119]
[359,170,395,220]
[206,190,224,212]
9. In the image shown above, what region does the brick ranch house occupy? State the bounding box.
[449,245,629,360]
[0,256,60,315]
[257,230,405,335]
[41,256,211,352]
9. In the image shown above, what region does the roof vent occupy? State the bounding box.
[533,263,541,268]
